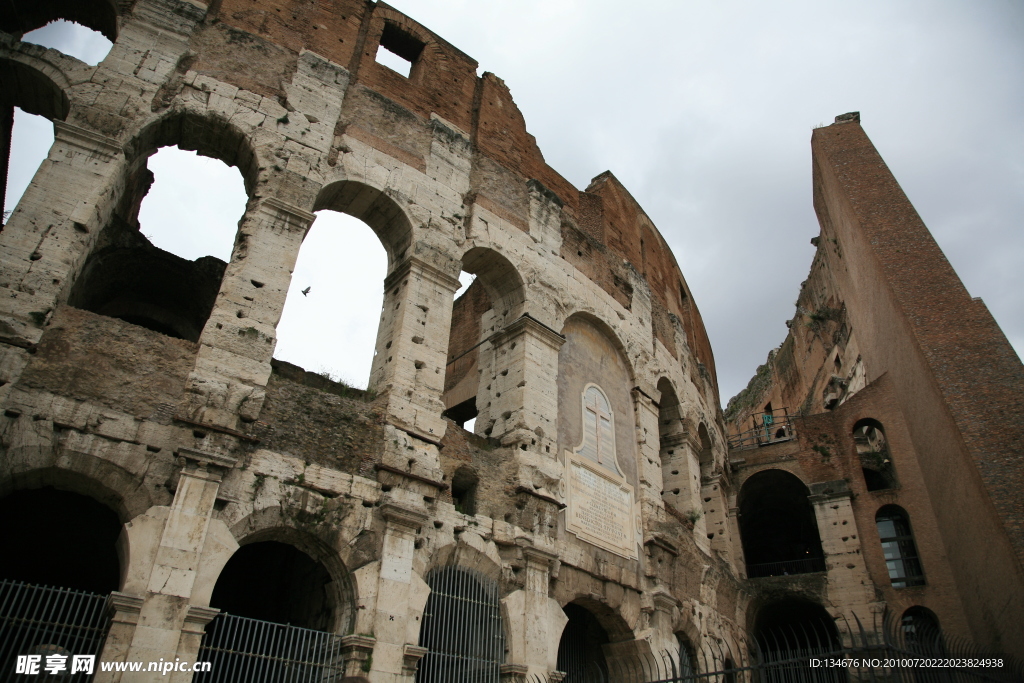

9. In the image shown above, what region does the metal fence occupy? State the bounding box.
[728,410,796,450]
[0,579,111,681]
[746,558,828,578]
[517,611,1023,683]
[416,566,505,683]
[194,612,345,682]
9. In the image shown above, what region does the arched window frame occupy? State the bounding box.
[875,505,925,588]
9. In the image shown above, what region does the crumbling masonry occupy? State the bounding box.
[0,1,1022,681]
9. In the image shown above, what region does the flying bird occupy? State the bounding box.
[301,286,311,297]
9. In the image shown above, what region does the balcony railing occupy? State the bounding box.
[728,409,796,449]
[746,557,827,578]
[194,612,346,682]
[0,579,111,681]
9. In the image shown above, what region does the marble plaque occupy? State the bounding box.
[565,452,638,559]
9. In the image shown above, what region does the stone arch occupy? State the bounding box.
[753,597,840,657]
[67,110,258,342]
[215,514,357,634]
[0,447,157,522]
[556,597,640,680]
[738,469,825,577]
[421,538,504,586]
[560,311,636,383]
[0,476,126,593]
[313,179,415,269]
[0,52,71,121]
[123,110,260,194]
[0,0,120,42]
[460,246,526,322]
[370,6,450,86]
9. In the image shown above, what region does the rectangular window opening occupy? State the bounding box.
[375,24,424,78]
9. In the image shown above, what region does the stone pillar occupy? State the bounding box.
[527,179,563,252]
[726,502,745,573]
[169,606,219,683]
[341,634,377,679]
[1,104,12,223]
[662,428,707,550]
[477,314,564,454]
[0,122,123,346]
[182,198,315,430]
[95,449,237,682]
[648,589,683,662]
[369,256,462,443]
[352,501,431,683]
[808,481,877,617]
[501,544,568,678]
[632,386,664,512]
[701,475,730,556]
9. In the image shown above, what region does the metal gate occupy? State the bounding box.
[0,579,111,681]
[416,566,504,683]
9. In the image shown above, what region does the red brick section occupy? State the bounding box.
[812,120,1024,652]
[206,0,720,396]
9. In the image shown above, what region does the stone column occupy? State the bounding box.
[95,449,237,682]
[0,122,123,347]
[501,544,568,678]
[662,428,708,550]
[808,480,877,617]
[632,385,664,512]
[701,474,730,556]
[369,255,462,444]
[477,314,564,453]
[182,197,315,430]
[649,589,683,670]
[352,501,431,683]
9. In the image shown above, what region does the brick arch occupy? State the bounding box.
[0,0,120,42]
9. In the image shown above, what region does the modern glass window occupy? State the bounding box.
[875,506,925,587]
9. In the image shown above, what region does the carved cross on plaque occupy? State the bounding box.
[580,385,619,474]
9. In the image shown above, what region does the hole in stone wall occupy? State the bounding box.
[274,212,387,389]
[0,487,121,593]
[67,148,246,341]
[450,465,478,516]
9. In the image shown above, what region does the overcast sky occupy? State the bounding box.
[6,1,1022,407]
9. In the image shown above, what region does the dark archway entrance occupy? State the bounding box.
[210,540,334,631]
[557,603,610,682]
[755,599,842,683]
[739,469,825,577]
[0,486,121,593]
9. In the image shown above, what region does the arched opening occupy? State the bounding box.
[450,465,479,516]
[2,21,111,225]
[442,247,526,434]
[273,211,388,388]
[0,0,119,43]
[658,378,694,513]
[697,422,713,478]
[556,603,610,682]
[853,419,896,491]
[67,115,253,342]
[901,606,943,653]
[755,599,841,682]
[739,469,825,577]
[0,486,121,592]
[417,566,504,683]
[875,505,925,587]
[0,486,121,674]
[676,632,697,680]
[209,540,336,630]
